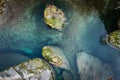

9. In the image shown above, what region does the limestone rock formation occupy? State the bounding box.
[0,58,55,80]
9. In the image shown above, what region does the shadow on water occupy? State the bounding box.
[100,0,120,33]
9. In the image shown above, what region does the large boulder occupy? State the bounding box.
[76,52,114,80]
[44,5,66,30]
[0,58,55,80]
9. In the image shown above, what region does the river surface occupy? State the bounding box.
[0,0,120,80]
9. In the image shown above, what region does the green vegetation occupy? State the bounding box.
[14,58,53,76]
[108,30,120,49]
[44,5,65,30]
[42,46,63,66]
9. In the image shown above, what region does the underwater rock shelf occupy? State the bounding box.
[76,52,114,80]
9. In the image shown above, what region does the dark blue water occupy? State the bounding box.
[0,0,120,80]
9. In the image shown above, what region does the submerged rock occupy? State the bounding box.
[106,30,120,50]
[0,58,55,80]
[44,5,66,30]
[76,52,114,80]
[62,71,74,80]
[42,46,70,70]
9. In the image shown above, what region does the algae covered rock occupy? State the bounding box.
[106,30,120,50]
[42,46,70,70]
[44,5,66,30]
[0,58,55,80]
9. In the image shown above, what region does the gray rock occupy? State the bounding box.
[0,58,55,80]
[0,67,21,80]
[76,52,114,80]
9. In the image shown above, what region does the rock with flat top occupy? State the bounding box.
[0,58,55,80]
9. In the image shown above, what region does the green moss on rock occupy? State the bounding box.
[44,5,66,30]
[107,30,120,49]
[0,58,55,80]
[42,46,63,66]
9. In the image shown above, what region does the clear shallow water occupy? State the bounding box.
[0,0,120,80]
